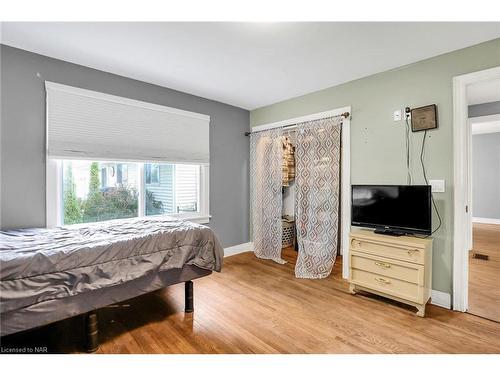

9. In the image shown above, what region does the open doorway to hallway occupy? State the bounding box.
[467,78,500,322]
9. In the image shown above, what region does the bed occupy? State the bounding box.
[0,216,224,351]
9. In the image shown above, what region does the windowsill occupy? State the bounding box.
[56,214,212,228]
[170,214,211,224]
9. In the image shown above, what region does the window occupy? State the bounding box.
[62,161,139,225]
[145,163,160,185]
[58,160,207,226]
[45,82,210,227]
[144,163,200,216]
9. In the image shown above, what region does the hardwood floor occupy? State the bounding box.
[468,223,500,322]
[2,246,500,354]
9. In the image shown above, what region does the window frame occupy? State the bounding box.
[46,159,210,227]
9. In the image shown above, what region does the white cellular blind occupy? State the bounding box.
[46,82,210,163]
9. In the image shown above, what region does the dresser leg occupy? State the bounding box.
[416,304,426,318]
[349,283,357,295]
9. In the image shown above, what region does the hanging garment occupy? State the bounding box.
[294,116,342,278]
[282,136,295,186]
[250,128,286,264]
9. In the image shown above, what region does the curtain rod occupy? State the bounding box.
[244,111,350,136]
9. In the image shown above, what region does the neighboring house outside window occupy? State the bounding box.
[144,163,199,215]
[145,163,160,185]
[62,161,139,224]
[61,160,203,225]
[100,167,107,189]
[145,164,174,215]
[174,164,199,213]
[116,163,127,185]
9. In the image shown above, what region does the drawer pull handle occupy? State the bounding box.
[407,249,420,255]
[375,261,391,268]
[375,277,391,284]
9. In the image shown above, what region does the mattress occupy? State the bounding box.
[0,216,223,317]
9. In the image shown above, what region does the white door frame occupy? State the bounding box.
[251,106,352,279]
[452,66,500,312]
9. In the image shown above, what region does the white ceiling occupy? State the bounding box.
[467,78,500,105]
[1,22,500,110]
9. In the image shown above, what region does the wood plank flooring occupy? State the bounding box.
[2,247,500,353]
[468,223,500,322]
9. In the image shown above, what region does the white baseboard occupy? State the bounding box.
[431,290,451,309]
[224,242,254,257]
[472,217,500,225]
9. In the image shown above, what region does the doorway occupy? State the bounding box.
[468,89,500,321]
[453,66,500,320]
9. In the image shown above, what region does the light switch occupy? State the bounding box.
[429,179,445,193]
[393,110,402,121]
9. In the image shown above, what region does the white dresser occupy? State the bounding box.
[348,229,433,317]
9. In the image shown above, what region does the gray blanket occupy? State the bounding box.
[0,216,223,314]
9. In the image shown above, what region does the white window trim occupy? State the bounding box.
[138,163,145,218]
[46,159,63,228]
[46,161,210,227]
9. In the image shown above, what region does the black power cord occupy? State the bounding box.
[405,115,412,185]
[418,128,442,236]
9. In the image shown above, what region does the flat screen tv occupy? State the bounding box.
[351,185,431,236]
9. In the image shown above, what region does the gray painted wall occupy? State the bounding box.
[468,101,500,118]
[0,45,250,248]
[472,132,500,219]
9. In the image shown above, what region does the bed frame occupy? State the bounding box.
[1,265,212,352]
[85,279,196,352]
[85,279,195,352]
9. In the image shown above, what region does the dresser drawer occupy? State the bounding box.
[350,251,424,285]
[350,268,424,304]
[350,237,425,265]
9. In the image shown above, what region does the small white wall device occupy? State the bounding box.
[429,179,445,193]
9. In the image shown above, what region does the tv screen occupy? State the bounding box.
[351,185,431,235]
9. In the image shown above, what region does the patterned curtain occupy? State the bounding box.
[295,116,342,278]
[250,128,286,264]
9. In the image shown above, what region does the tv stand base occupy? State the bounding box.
[373,229,405,236]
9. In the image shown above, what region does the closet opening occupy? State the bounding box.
[249,106,351,279]
[280,129,344,272]
[281,130,298,264]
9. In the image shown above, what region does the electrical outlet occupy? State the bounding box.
[405,107,412,120]
[429,179,445,193]
[393,110,402,121]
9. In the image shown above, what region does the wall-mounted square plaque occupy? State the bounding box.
[411,104,438,132]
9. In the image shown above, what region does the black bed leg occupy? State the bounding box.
[85,311,99,353]
[185,280,194,313]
